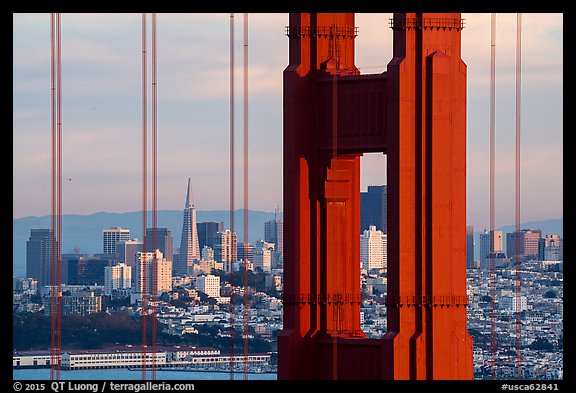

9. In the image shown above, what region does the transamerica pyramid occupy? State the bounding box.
[178,177,200,276]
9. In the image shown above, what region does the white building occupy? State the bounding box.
[196,274,220,299]
[499,295,528,312]
[253,240,274,273]
[135,250,172,296]
[360,226,387,271]
[104,263,132,295]
[102,227,130,255]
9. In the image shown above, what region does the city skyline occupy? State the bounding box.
[13,13,562,232]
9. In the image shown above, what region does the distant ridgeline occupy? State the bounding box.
[13,209,280,278]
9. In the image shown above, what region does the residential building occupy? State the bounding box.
[104,263,132,295]
[196,274,220,299]
[134,250,172,296]
[360,225,387,271]
[214,230,237,273]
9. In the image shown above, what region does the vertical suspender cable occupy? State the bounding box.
[141,12,148,380]
[515,12,522,380]
[243,12,249,381]
[50,12,57,381]
[490,12,497,381]
[151,12,158,381]
[56,12,63,380]
[229,12,235,380]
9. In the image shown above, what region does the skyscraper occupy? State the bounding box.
[197,221,224,251]
[466,226,474,268]
[214,230,237,273]
[360,185,387,234]
[115,239,142,268]
[360,225,387,271]
[145,227,173,263]
[264,205,283,265]
[26,229,58,287]
[479,229,503,260]
[178,178,200,276]
[102,227,130,255]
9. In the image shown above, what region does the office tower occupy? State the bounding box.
[238,242,255,262]
[145,227,173,263]
[506,229,542,259]
[115,239,142,268]
[67,257,114,286]
[102,227,130,255]
[479,229,503,260]
[214,230,237,273]
[253,240,275,273]
[466,226,474,268]
[196,274,220,299]
[360,185,387,234]
[264,205,284,263]
[104,263,132,295]
[26,229,59,288]
[360,225,387,271]
[197,221,224,251]
[134,250,173,296]
[178,178,201,277]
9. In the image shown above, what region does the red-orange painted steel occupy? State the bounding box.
[279,12,473,380]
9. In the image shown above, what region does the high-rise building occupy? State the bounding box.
[196,274,220,299]
[115,239,142,268]
[102,227,130,255]
[145,228,173,263]
[360,225,387,271]
[197,221,224,251]
[178,178,201,277]
[479,229,503,260]
[360,185,387,234]
[26,229,59,288]
[253,240,275,273]
[466,226,474,268]
[506,229,542,259]
[214,230,237,273]
[134,250,172,296]
[238,242,254,262]
[104,263,132,295]
[264,205,283,265]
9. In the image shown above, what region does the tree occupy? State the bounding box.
[529,337,553,352]
[544,290,556,299]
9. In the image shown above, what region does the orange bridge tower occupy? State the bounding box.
[278,13,473,380]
